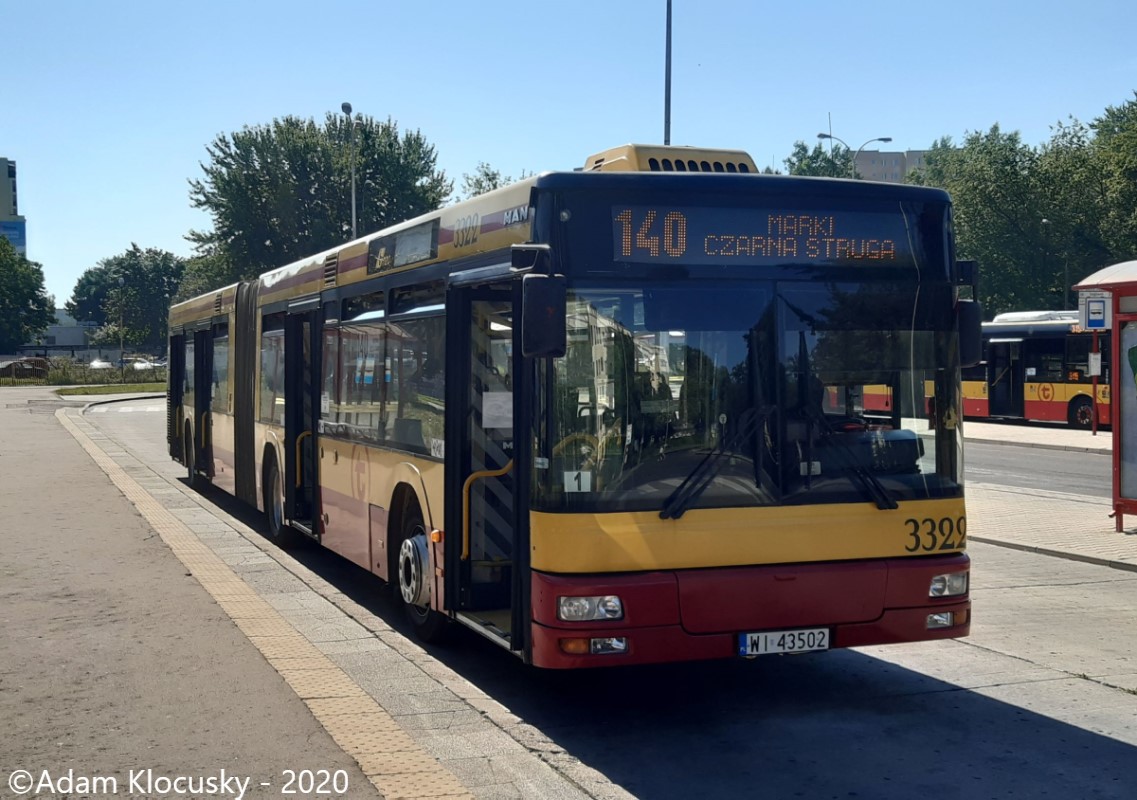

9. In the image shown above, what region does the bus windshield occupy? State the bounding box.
[532,280,963,514]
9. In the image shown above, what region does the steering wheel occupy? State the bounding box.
[552,432,600,459]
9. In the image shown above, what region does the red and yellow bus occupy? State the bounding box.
[169,143,978,668]
[964,311,1110,429]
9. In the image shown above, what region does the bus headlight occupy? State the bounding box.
[929,572,968,598]
[557,595,624,621]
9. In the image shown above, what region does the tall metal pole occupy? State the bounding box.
[342,102,357,239]
[664,0,671,145]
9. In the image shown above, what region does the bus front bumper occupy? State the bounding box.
[528,555,970,669]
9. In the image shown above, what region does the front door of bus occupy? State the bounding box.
[444,284,522,649]
[989,340,1023,417]
[284,308,320,533]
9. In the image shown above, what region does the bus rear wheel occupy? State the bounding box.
[1068,396,1093,429]
[263,457,302,549]
[396,500,448,643]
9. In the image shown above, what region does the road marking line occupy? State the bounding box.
[56,408,473,799]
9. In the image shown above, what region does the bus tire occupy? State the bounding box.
[184,421,202,490]
[1068,396,1093,429]
[395,499,448,643]
[263,456,302,549]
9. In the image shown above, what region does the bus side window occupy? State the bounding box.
[1066,336,1091,384]
[1024,338,1064,381]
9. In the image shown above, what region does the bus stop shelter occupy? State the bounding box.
[1074,260,1137,531]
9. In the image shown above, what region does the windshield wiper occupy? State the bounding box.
[660,406,772,520]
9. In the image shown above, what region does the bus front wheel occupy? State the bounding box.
[1068,396,1094,429]
[396,500,448,643]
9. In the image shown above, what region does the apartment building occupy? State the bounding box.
[852,149,928,183]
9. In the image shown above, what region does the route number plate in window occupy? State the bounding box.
[738,628,829,656]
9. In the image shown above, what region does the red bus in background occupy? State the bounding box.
[965,311,1109,429]
[864,311,1109,429]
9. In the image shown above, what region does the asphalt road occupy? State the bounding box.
[76,399,1137,799]
[966,439,1111,498]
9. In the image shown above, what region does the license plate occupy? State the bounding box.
[738,627,830,656]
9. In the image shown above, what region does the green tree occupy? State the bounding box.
[187,113,452,291]
[784,141,853,177]
[456,162,532,201]
[68,245,184,352]
[1035,118,1112,307]
[0,237,54,353]
[1090,92,1137,261]
[175,249,234,302]
[918,127,1052,315]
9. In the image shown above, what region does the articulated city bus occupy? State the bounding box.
[168,143,980,668]
[964,311,1110,429]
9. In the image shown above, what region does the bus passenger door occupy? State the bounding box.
[444,284,523,650]
[284,308,320,535]
[191,328,214,477]
[989,340,1023,417]
[168,333,185,459]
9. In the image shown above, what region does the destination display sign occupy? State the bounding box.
[611,206,912,266]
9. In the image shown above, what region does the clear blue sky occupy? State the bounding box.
[4,0,1135,304]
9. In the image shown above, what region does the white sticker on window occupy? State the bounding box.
[564,470,593,492]
[483,391,513,429]
[430,438,445,459]
[321,392,330,414]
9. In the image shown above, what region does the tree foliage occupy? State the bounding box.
[456,161,532,201]
[67,245,184,352]
[784,141,854,178]
[918,126,1053,312]
[911,94,1137,316]
[0,237,54,353]
[187,114,452,292]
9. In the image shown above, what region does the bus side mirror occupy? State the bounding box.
[956,260,978,291]
[521,274,567,358]
[957,299,983,368]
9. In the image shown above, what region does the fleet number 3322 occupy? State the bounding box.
[903,516,967,552]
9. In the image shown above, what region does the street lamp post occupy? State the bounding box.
[817,133,892,178]
[341,101,357,240]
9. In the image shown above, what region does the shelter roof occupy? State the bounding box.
[1074,260,1137,291]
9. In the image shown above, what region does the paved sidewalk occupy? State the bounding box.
[959,419,1137,570]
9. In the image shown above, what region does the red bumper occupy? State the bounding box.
[529,554,970,669]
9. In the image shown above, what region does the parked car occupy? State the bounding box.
[0,357,49,378]
[89,359,113,370]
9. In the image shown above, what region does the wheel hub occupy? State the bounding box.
[398,533,431,607]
